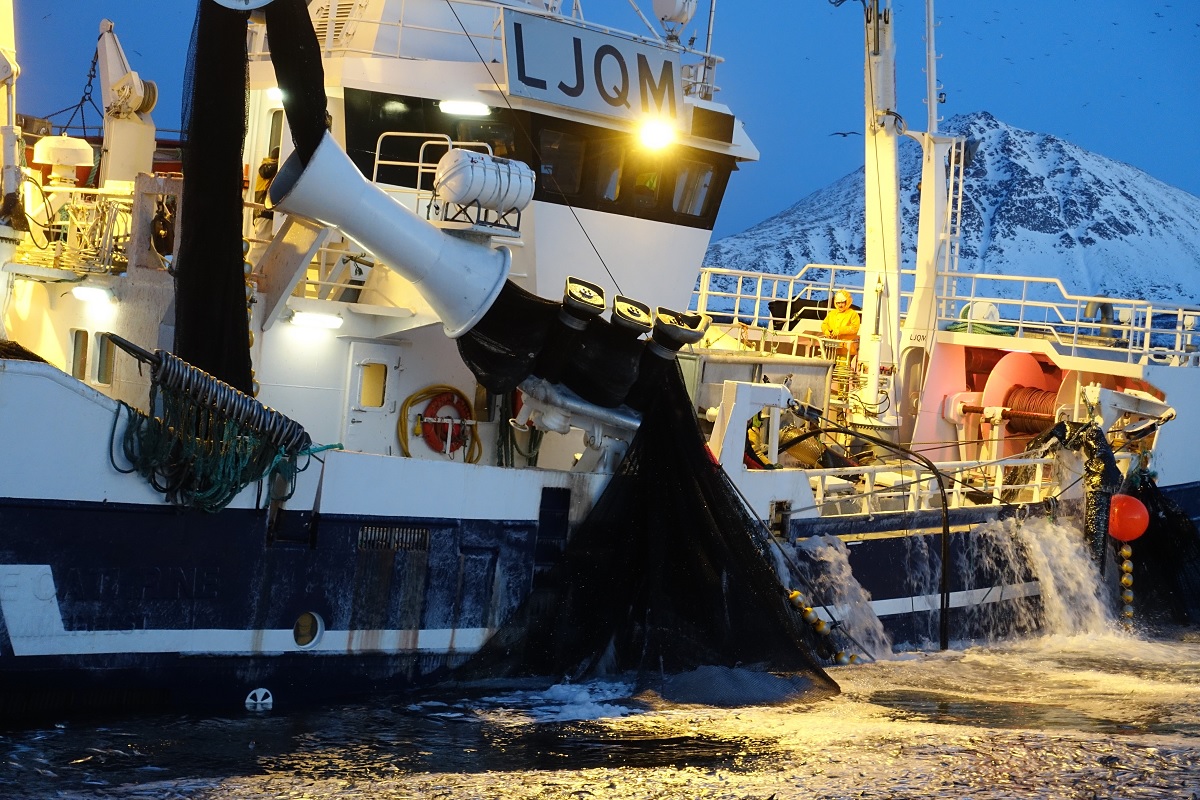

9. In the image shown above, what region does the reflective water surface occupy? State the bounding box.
[3,632,1199,799]
[5,519,1200,798]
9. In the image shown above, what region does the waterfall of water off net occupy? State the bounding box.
[787,536,894,662]
[961,516,1115,639]
[788,516,1121,658]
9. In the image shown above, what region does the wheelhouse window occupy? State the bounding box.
[594,142,625,203]
[537,129,585,195]
[629,153,663,213]
[342,88,734,230]
[673,159,716,217]
[456,121,516,158]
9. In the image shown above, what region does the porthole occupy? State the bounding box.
[293,611,325,649]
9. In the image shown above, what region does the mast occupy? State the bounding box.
[897,0,962,448]
[853,0,902,442]
[0,0,21,246]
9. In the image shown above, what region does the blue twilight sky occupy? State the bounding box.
[12,1,1200,239]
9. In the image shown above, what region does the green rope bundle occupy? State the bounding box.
[945,320,1018,336]
[110,350,329,513]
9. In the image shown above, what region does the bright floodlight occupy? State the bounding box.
[71,285,114,304]
[438,101,491,117]
[638,118,675,150]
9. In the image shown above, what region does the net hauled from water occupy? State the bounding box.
[456,358,840,706]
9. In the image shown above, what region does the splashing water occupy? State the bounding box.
[967,515,1115,637]
[791,535,894,661]
[786,513,1119,658]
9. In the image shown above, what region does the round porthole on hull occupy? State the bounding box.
[293,611,325,649]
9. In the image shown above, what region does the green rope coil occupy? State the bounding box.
[109,350,333,513]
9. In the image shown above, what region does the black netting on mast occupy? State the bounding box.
[458,358,839,703]
[174,2,253,393]
[175,0,329,393]
[264,0,329,165]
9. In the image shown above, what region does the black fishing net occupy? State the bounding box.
[175,0,329,394]
[456,357,839,705]
[174,2,254,394]
[1028,424,1200,626]
[1126,475,1200,626]
[264,0,329,166]
[0,340,47,362]
[457,280,560,395]
[1030,421,1122,563]
[560,317,647,408]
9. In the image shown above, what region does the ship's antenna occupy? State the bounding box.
[442,0,623,294]
[701,0,717,100]
[924,0,940,133]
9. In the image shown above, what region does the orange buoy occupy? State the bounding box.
[1109,494,1149,542]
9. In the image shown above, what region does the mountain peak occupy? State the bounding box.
[708,112,1200,304]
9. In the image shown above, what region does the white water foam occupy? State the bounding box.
[966,515,1117,637]
[470,680,639,723]
[791,535,894,661]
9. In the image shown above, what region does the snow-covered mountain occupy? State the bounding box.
[707,112,1200,305]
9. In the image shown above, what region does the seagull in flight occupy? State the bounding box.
[829,131,861,137]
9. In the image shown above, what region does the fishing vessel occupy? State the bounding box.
[0,0,1195,719]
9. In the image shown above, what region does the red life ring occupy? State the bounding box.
[422,392,472,453]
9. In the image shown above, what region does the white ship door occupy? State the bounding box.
[343,342,403,454]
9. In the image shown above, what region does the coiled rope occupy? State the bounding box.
[108,338,329,512]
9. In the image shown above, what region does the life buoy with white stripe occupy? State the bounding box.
[422,391,472,453]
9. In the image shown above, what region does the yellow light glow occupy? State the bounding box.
[638,118,676,150]
[438,100,491,117]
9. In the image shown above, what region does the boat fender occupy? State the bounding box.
[422,391,473,453]
[245,687,274,712]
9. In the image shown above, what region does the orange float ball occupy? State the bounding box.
[1109,494,1150,542]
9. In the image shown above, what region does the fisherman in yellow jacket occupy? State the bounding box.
[822,290,860,338]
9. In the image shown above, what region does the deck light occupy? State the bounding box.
[71,284,114,304]
[290,310,344,329]
[438,100,490,117]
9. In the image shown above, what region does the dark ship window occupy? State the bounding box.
[673,159,715,217]
[343,87,734,230]
[70,329,88,379]
[455,120,516,158]
[95,333,115,386]
[537,129,585,195]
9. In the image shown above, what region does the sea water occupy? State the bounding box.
[4,520,1199,799]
